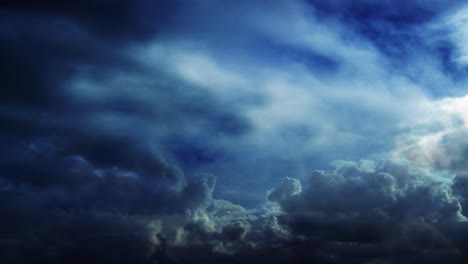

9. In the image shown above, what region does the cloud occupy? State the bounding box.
[124,0,442,202]
[266,159,468,263]
[4,137,468,264]
[0,138,233,263]
[3,0,468,263]
[394,95,468,174]
[0,135,296,263]
[438,5,468,67]
[2,0,453,206]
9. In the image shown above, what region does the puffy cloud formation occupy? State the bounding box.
[268,159,468,263]
[5,135,468,263]
[2,113,468,263]
[393,94,468,231]
[0,138,288,263]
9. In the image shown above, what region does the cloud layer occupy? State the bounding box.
[2,0,468,263]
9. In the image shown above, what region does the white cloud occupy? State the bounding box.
[127,0,438,173]
[64,0,468,194]
[446,6,468,66]
[139,43,248,95]
[393,94,468,175]
[425,5,468,68]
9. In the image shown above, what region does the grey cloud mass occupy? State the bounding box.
[2,0,468,263]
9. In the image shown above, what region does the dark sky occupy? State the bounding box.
[2,0,468,263]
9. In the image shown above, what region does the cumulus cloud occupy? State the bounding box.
[0,140,241,263]
[266,159,468,263]
[5,139,468,264]
[127,157,468,263]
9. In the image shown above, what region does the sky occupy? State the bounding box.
[2,0,468,263]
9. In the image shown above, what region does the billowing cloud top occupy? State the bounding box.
[2,0,468,263]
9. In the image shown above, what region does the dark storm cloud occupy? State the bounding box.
[0,0,252,165]
[267,159,468,263]
[5,144,468,264]
[0,0,178,42]
[0,0,182,115]
[0,1,254,262]
[140,159,468,264]
[0,137,252,263]
[0,136,288,263]
[0,10,139,108]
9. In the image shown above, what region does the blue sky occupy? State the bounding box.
[2,1,468,263]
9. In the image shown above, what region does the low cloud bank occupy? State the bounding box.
[2,140,468,263]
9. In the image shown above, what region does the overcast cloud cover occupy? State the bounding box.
[2,0,468,263]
